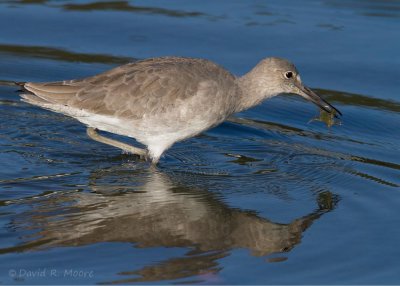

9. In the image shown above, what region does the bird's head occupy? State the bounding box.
[249,57,342,117]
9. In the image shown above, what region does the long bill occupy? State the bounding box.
[295,82,342,118]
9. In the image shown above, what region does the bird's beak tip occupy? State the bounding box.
[297,84,342,117]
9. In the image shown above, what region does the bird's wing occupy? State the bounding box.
[22,57,234,119]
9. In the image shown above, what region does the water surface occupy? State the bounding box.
[0,0,399,284]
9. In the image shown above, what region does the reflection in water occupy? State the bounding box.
[62,1,205,18]
[227,116,399,188]
[6,0,48,4]
[0,44,133,65]
[324,0,400,18]
[316,89,400,113]
[8,0,208,18]
[9,169,337,283]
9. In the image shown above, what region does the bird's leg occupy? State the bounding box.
[86,127,147,159]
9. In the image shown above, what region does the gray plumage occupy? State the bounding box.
[20,56,341,163]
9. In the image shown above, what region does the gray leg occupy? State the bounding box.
[86,127,147,158]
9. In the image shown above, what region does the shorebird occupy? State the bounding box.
[19,56,341,164]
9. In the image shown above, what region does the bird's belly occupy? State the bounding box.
[75,111,221,147]
[137,117,218,146]
[76,113,131,137]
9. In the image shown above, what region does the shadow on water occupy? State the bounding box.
[3,168,338,283]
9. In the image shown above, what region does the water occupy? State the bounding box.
[0,0,399,284]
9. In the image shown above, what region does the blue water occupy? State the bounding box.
[0,0,399,284]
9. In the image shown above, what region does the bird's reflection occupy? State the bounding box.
[14,166,337,283]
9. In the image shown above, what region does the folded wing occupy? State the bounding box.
[21,57,229,120]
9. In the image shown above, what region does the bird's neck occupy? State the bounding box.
[235,69,279,113]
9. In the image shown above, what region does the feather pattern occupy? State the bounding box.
[21,57,240,160]
[23,57,239,119]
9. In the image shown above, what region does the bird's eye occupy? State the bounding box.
[285,71,293,79]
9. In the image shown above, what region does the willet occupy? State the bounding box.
[19,56,341,164]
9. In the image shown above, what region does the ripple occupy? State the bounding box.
[285,153,337,166]
[0,172,80,184]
